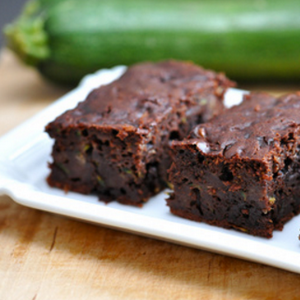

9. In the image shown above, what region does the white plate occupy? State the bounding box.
[0,66,300,274]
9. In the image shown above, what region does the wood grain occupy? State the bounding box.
[0,49,300,300]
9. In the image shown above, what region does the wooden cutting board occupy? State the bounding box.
[0,49,300,300]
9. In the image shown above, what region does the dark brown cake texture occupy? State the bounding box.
[168,92,300,238]
[46,60,235,206]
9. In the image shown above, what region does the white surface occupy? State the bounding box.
[0,66,300,274]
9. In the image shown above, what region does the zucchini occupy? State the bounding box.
[4,0,300,85]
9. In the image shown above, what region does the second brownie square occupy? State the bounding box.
[168,92,300,238]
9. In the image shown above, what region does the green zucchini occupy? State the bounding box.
[4,0,300,85]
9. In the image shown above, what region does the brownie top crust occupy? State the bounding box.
[189,92,300,160]
[47,60,234,132]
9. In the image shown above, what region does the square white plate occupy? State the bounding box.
[0,66,300,274]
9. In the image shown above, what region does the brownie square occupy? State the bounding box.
[168,92,300,237]
[46,60,234,206]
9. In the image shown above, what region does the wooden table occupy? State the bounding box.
[1,49,300,300]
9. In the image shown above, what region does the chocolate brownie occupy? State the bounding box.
[168,92,300,237]
[46,60,234,206]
